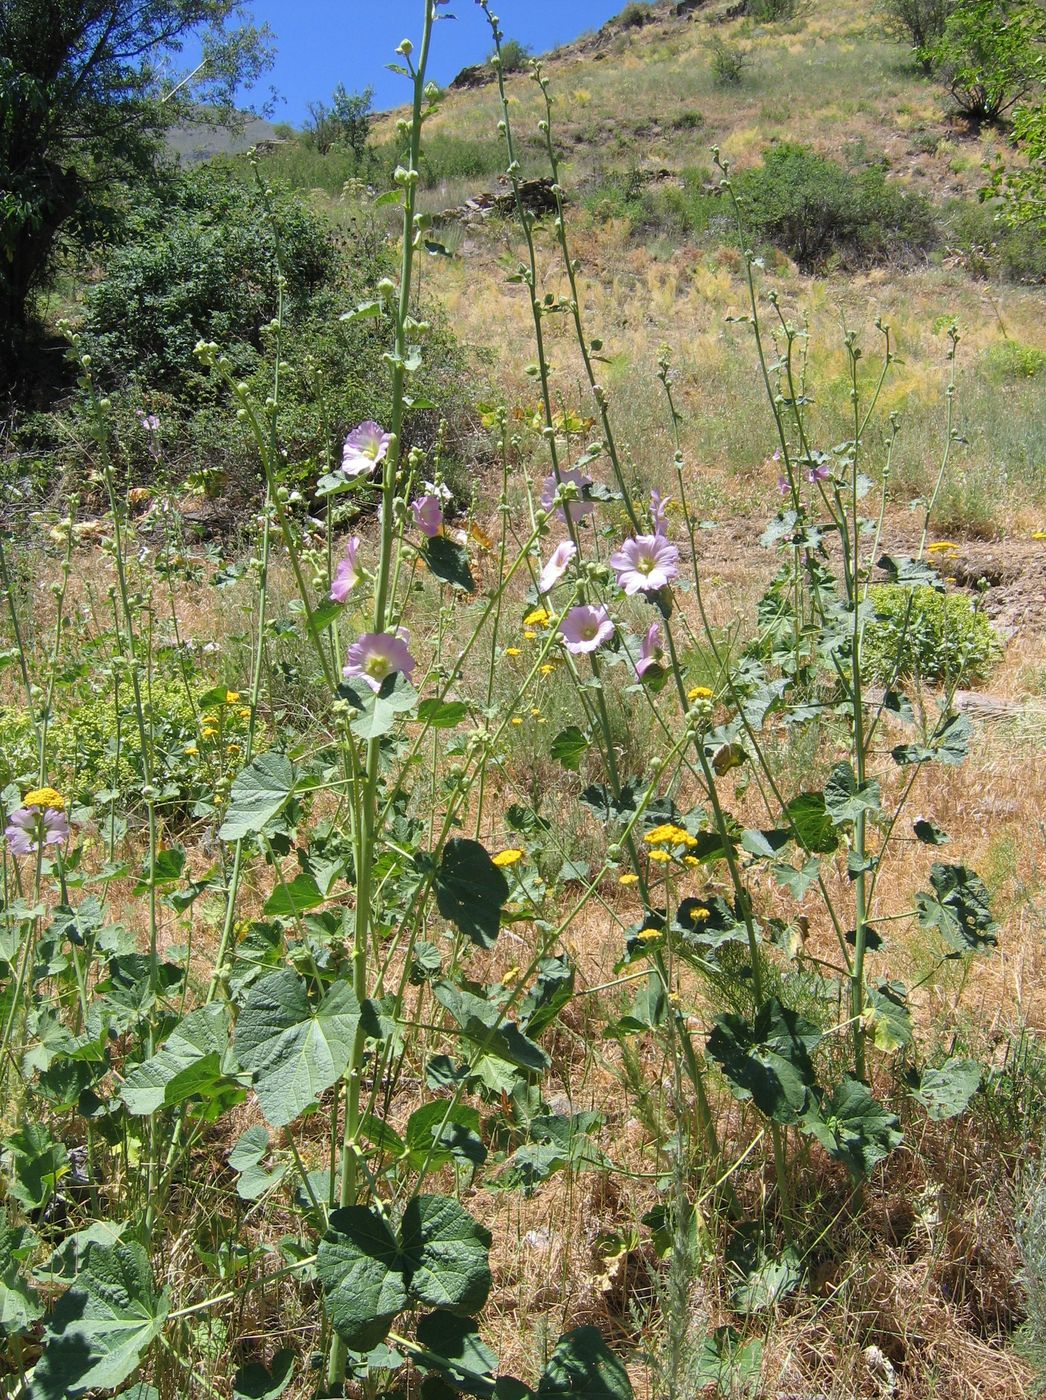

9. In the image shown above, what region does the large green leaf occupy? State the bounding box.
[824,763,881,826]
[916,863,998,956]
[318,1195,492,1352]
[424,536,476,593]
[802,1076,902,1178]
[405,1103,486,1170]
[433,981,549,1074]
[535,1327,633,1400]
[706,999,821,1124]
[910,1057,982,1121]
[783,792,838,854]
[120,1004,234,1116]
[29,1242,169,1398]
[0,1218,41,1336]
[317,1207,409,1352]
[433,840,510,949]
[344,672,418,740]
[233,1350,295,1400]
[416,1312,497,1397]
[228,1125,288,1201]
[864,982,913,1054]
[402,1195,493,1315]
[218,753,297,842]
[893,711,971,768]
[234,971,361,1127]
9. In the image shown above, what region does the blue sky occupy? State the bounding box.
[241,1,635,124]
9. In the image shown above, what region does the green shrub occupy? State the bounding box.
[877,0,956,65]
[981,339,1046,381]
[733,143,938,269]
[746,0,809,19]
[82,164,337,399]
[494,38,531,72]
[708,37,752,85]
[0,677,256,812]
[943,196,1046,280]
[862,584,1002,686]
[618,2,653,26]
[924,0,1046,122]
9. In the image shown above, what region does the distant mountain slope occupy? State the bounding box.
[167,115,284,164]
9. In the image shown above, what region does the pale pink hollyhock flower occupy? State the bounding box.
[411,495,444,538]
[341,421,392,478]
[609,534,679,595]
[541,468,595,525]
[343,630,416,692]
[139,414,160,432]
[650,490,671,537]
[771,448,782,462]
[538,540,576,593]
[806,462,830,483]
[636,622,665,678]
[777,475,791,496]
[5,807,69,856]
[559,605,614,655]
[331,537,361,602]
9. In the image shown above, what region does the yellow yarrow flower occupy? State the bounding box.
[505,647,523,657]
[184,744,199,757]
[492,848,524,867]
[523,630,538,641]
[636,927,661,941]
[618,873,639,885]
[511,716,523,726]
[927,541,959,555]
[225,690,241,703]
[202,727,218,740]
[238,707,252,720]
[523,607,551,628]
[648,849,672,863]
[539,663,556,676]
[23,786,65,810]
[687,685,714,702]
[644,823,697,848]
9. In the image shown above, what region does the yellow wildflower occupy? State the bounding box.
[23,786,65,810]
[683,855,700,867]
[201,727,218,740]
[505,647,523,657]
[523,630,538,641]
[927,541,959,554]
[501,965,521,985]
[1033,531,1046,541]
[618,873,639,885]
[511,717,523,726]
[225,690,241,703]
[530,707,542,717]
[226,743,241,757]
[636,927,662,941]
[492,848,524,867]
[644,823,697,848]
[238,707,252,720]
[688,685,713,702]
[184,745,199,757]
[523,607,551,628]
[685,906,711,923]
[648,849,672,863]
[539,664,556,676]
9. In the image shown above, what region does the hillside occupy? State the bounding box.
[5,4,1046,1399]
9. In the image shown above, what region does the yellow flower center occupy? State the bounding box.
[23,787,65,810]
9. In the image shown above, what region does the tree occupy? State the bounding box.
[986,100,1046,228]
[924,0,1045,121]
[0,0,272,396]
[877,0,957,70]
[304,84,373,159]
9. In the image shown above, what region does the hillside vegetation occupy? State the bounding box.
[2,2,1046,1399]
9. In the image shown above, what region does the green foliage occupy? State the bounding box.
[877,0,957,64]
[0,674,253,808]
[304,83,374,158]
[861,583,1002,685]
[82,165,336,399]
[0,0,272,393]
[493,38,532,73]
[981,338,1046,380]
[944,196,1046,280]
[733,143,938,269]
[708,37,752,85]
[745,0,809,19]
[988,100,1046,231]
[924,0,1046,121]
[618,2,653,26]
